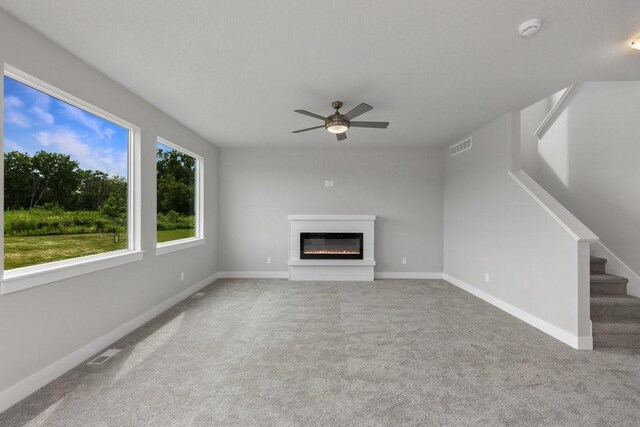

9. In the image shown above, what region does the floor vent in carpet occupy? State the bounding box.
[191,292,206,299]
[87,349,121,365]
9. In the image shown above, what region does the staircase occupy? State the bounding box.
[590,256,640,348]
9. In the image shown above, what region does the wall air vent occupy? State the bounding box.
[87,349,121,365]
[450,137,472,157]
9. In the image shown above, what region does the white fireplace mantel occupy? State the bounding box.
[288,214,375,281]
[288,214,375,221]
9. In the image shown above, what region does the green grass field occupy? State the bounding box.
[4,233,127,270]
[5,229,196,270]
[157,228,196,243]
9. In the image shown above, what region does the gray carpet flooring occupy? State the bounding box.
[3,278,640,425]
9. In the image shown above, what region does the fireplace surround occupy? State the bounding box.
[288,215,375,281]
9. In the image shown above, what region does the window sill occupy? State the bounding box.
[1,250,144,295]
[156,237,205,256]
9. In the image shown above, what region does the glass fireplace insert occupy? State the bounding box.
[300,232,364,260]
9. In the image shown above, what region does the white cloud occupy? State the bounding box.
[5,110,31,128]
[59,103,112,140]
[30,106,55,125]
[29,89,51,110]
[52,130,91,160]
[4,95,23,109]
[4,91,53,126]
[4,95,31,128]
[34,131,52,146]
[103,127,115,140]
[4,138,24,152]
[32,129,126,176]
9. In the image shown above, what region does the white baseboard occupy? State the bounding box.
[217,271,289,279]
[216,271,444,280]
[591,241,640,298]
[375,272,444,279]
[443,273,592,350]
[0,272,219,414]
[576,334,594,351]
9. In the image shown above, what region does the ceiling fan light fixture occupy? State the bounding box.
[327,124,349,134]
[325,116,349,134]
[518,19,542,38]
[631,37,640,50]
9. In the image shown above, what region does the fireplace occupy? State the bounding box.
[300,232,364,260]
[289,215,375,281]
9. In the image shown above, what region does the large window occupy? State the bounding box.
[156,138,203,253]
[2,66,141,293]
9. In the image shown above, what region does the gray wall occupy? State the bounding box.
[218,147,443,273]
[537,82,640,282]
[520,97,550,179]
[443,113,585,338]
[0,10,218,395]
[520,88,568,180]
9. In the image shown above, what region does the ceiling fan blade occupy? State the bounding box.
[343,103,373,120]
[349,121,389,129]
[292,125,325,133]
[336,132,347,141]
[294,109,326,120]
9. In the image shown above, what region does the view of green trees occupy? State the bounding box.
[156,144,196,241]
[4,150,129,269]
[3,146,196,270]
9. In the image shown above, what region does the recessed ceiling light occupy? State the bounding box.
[632,37,640,50]
[518,19,542,38]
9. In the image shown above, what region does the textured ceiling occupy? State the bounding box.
[0,0,638,148]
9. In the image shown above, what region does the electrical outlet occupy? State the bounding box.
[402,257,407,265]
[330,180,334,187]
[180,272,185,281]
[266,257,272,264]
[485,273,490,283]
[324,180,330,187]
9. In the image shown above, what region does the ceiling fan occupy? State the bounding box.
[292,101,389,141]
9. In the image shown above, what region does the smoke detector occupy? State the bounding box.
[518,19,542,37]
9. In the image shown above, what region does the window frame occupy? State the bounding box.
[155,137,204,256]
[1,64,142,294]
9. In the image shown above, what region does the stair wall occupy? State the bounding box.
[534,82,640,295]
[444,112,594,350]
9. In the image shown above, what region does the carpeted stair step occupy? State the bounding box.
[591,296,640,321]
[590,256,607,274]
[592,321,640,348]
[591,274,628,296]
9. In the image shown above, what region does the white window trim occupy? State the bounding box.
[1,250,144,294]
[155,137,204,255]
[156,237,206,256]
[1,64,142,294]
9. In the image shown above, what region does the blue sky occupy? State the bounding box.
[3,76,128,177]
[157,142,172,153]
